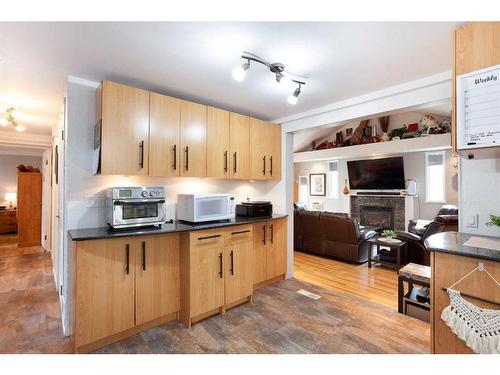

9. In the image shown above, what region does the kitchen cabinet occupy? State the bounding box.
[252,218,288,287]
[206,107,230,178]
[180,100,207,177]
[135,234,180,325]
[73,234,180,352]
[249,118,281,180]
[149,93,181,177]
[229,113,251,179]
[98,80,150,175]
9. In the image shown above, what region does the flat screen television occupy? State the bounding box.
[347,157,405,190]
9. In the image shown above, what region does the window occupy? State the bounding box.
[327,161,340,199]
[425,151,445,203]
[298,176,308,205]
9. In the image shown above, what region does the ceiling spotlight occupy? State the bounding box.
[15,125,25,132]
[287,84,302,105]
[232,59,250,82]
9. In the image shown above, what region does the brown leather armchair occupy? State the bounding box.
[299,211,324,256]
[397,220,444,266]
[320,212,376,263]
[408,204,458,236]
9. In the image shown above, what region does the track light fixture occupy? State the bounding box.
[232,51,306,104]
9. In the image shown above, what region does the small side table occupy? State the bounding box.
[398,263,431,319]
[366,236,407,272]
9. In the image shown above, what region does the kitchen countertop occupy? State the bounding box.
[424,232,500,262]
[68,214,288,241]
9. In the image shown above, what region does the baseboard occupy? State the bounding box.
[253,274,285,290]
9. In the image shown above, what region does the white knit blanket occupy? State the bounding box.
[441,289,500,354]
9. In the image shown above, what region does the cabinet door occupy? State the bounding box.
[206,107,230,178]
[189,236,224,317]
[249,117,268,180]
[135,234,180,325]
[180,100,207,177]
[253,222,268,285]
[75,238,136,348]
[267,122,281,180]
[149,93,181,177]
[100,80,150,175]
[266,219,287,280]
[229,113,251,180]
[224,241,254,305]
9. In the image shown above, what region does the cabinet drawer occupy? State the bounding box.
[190,229,225,248]
[223,225,253,246]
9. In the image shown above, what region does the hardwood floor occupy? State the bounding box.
[294,251,399,310]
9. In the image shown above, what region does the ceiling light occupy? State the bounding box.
[232,51,306,103]
[287,84,302,105]
[15,124,25,132]
[232,59,250,82]
[1,106,26,132]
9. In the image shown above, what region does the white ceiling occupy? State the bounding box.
[0,22,460,136]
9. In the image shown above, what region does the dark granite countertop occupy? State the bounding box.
[68,214,288,241]
[424,232,500,262]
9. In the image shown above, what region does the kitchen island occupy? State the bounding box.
[425,232,500,354]
[69,215,288,353]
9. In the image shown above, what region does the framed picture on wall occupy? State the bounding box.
[309,173,326,196]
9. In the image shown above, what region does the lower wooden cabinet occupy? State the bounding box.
[253,218,288,287]
[72,234,180,352]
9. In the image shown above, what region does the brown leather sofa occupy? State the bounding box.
[408,204,458,235]
[294,209,376,263]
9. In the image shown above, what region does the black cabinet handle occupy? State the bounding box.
[184,146,189,171]
[233,152,237,174]
[231,230,251,235]
[262,156,266,175]
[230,250,234,275]
[270,156,273,176]
[139,141,144,169]
[142,241,146,271]
[197,234,222,241]
[263,225,266,245]
[219,253,223,278]
[172,144,177,170]
[270,224,274,244]
[125,244,130,275]
[224,150,228,173]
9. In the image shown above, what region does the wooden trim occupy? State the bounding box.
[75,312,177,353]
[224,296,252,311]
[253,274,285,290]
[189,307,224,327]
[451,28,457,153]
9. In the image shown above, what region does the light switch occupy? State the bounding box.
[466,214,478,228]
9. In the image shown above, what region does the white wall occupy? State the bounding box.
[0,154,42,208]
[459,156,500,237]
[294,149,458,221]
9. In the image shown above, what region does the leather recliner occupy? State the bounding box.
[397,220,444,266]
[408,204,458,236]
[299,211,324,256]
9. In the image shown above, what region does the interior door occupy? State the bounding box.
[189,237,224,317]
[180,100,207,177]
[266,219,287,280]
[253,222,268,284]
[149,93,181,177]
[206,107,230,178]
[229,113,250,179]
[135,234,180,325]
[75,238,136,347]
[17,173,42,247]
[224,241,254,305]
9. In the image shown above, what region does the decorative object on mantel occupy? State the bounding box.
[16,164,40,173]
[419,114,451,137]
[345,127,353,138]
[342,179,350,195]
[309,173,326,196]
[388,126,408,141]
[350,120,370,146]
[486,214,500,229]
[378,116,390,141]
[335,131,344,148]
[441,262,500,354]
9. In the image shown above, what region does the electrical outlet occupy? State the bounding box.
[466,214,478,228]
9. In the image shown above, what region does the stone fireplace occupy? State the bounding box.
[350,195,406,231]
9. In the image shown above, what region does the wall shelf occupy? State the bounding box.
[294,133,451,163]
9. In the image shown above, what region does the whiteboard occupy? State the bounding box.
[457,63,500,150]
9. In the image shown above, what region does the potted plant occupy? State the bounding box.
[381,229,396,239]
[486,214,500,228]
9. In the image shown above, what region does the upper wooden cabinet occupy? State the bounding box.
[149,93,181,177]
[229,113,251,179]
[98,80,150,175]
[180,101,207,177]
[206,107,230,178]
[249,118,281,180]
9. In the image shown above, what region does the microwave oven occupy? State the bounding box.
[177,194,235,223]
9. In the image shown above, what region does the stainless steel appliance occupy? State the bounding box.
[106,187,167,229]
[177,194,235,223]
